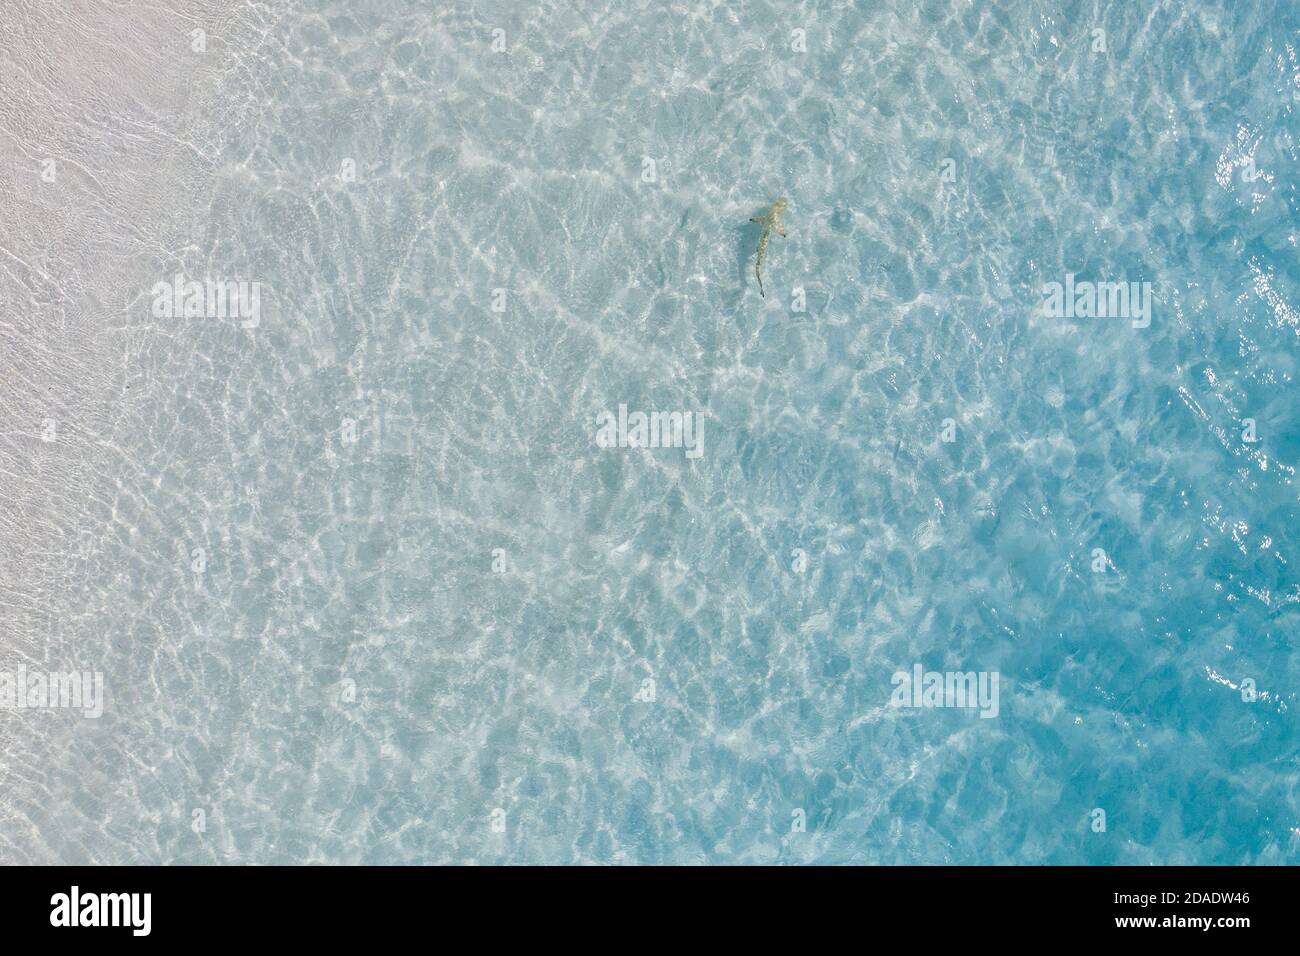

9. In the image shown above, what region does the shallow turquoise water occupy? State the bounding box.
[10,1,1300,863]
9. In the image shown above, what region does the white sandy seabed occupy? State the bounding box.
[0,0,256,854]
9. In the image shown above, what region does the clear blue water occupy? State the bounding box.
[6,0,1300,863]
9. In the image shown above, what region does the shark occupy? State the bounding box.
[749,197,787,297]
